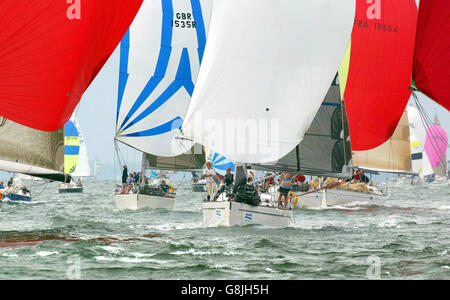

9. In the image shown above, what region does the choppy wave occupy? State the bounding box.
[0,180,448,279]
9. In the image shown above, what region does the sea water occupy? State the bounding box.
[0,180,448,280]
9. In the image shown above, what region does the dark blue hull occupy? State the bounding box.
[2,193,32,202]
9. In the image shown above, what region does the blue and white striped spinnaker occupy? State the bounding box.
[115,0,213,158]
[206,149,235,176]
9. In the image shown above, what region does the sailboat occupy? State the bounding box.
[251,75,387,209]
[114,0,211,210]
[58,117,92,193]
[424,115,448,182]
[181,0,356,226]
[0,117,69,203]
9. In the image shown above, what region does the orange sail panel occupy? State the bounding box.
[340,0,417,151]
[413,0,450,111]
[0,0,143,131]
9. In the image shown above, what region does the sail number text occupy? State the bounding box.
[172,13,196,29]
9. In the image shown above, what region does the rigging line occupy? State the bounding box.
[32,180,51,201]
[412,92,448,170]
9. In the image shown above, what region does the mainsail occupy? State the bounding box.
[116,0,213,159]
[0,0,143,131]
[142,146,205,172]
[0,117,68,182]
[339,0,417,151]
[182,0,356,164]
[352,110,412,174]
[64,118,91,177]
[413,0,450,111]
[251,75,351,178]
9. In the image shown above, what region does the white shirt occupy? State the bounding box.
[203,168,216,183]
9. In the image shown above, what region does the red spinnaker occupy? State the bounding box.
[413,0,450,111]
[0,0,143,131]
[343,0,417,151]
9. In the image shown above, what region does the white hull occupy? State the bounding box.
[115,194,175,211]
[58,183,83,193]
[203,201,292,227]
[296,188,386,209]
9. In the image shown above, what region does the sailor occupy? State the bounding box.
[277,173,293,210]
[0,181,4,189]
[214,168,234,201]
[159,180,170,193]
[122,165,128,185]
[203,162,218,201]
[294,174,306,184]
[263,172,275,191]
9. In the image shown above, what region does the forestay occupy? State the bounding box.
[116,0,213,158]
[182,0,356,164]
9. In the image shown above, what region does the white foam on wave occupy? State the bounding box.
[100,246,124,254]
[95,256,159,264]
[2,253,19,257]
[131,222,204,232]
[171,248,240,257]
[36,251,59,257]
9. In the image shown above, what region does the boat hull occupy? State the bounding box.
[115,194,175,211]
[1,193,32,202]
[296,189,385,209]
[58,187,83,193]
[192,183,206,193]
[203,201,292,227]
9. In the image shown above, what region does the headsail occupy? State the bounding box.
[0,117,68,182]
[338,0,417,151]
[413,0,450,111]
[352,110,412,174]
[64,118,91,177]
[250,75,351,178]
[115,0,213,158]
[0,0,143,131]
[182,0,356,164]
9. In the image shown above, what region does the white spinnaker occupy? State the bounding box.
[116,0,213,157]
[182,0,355,164]
[71,118,92,177]
[407,105,434,179]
